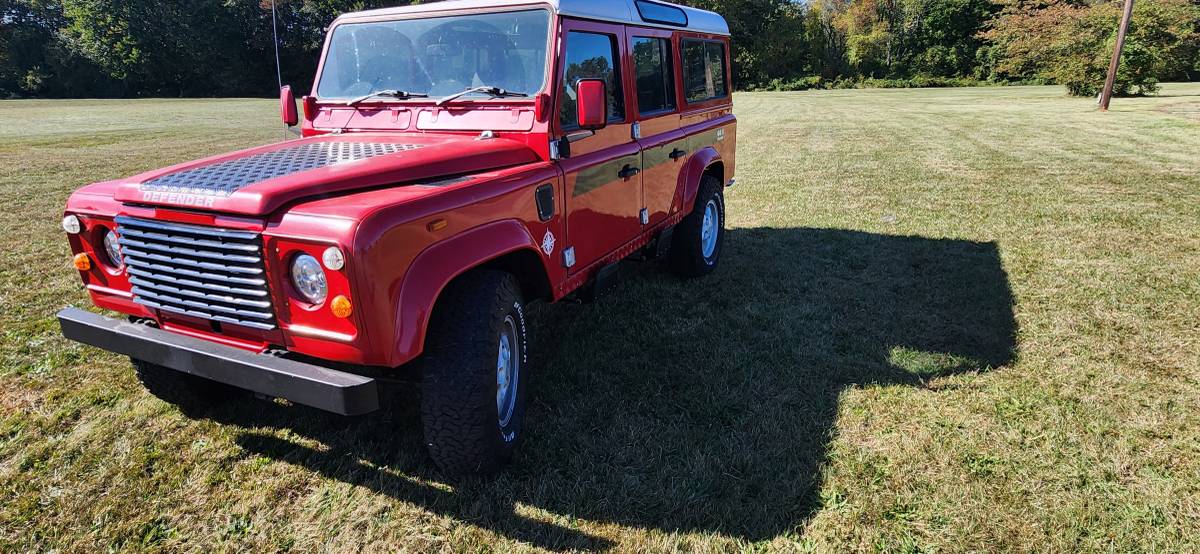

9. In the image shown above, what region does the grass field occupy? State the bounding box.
[1,85,1198,552]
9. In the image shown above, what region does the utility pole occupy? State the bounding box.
[1099,0,1135,111]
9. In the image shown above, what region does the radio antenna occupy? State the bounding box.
[271,0,283,91]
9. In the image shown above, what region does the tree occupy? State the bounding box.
[907,0,996,77]
[1,0,1197,97]
[1,0,114,97]
[982,0,1200,96]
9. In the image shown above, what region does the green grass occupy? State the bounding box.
[1,85,1198,552]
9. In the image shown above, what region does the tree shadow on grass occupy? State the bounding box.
[209,226,1017,550]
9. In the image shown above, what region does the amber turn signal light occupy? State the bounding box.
[330,295,353,319]
[73,253,91,271]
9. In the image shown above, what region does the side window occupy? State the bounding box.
[635,1,688,27]
[560,31,625,130]
[681,39,728,104]
[632,37,675,115]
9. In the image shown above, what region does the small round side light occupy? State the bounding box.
[62,215,82,234]
[322,246,345,271]
[73,253,91,271]
[330,295,353,319]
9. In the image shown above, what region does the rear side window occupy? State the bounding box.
[560,31,625,130]
[632,37,675,115]
[681,39,728,104]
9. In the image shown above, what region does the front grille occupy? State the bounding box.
[114,216,276,330]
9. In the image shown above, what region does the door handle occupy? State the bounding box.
[669,148,688,160]
[618,165,641,179]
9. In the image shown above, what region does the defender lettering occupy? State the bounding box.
[141,191,216,208]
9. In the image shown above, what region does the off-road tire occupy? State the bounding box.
[420,270,528,475]
[669,174,725,277]
[132,358,236,411]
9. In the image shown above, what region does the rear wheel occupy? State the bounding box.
[420,270,528,474]
[670,174,725,277]
[132,358,237,412]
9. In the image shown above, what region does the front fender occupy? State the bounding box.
[389,219,542,366]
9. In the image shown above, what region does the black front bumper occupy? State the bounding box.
[57,307,379,416]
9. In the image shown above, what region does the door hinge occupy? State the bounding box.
[549,137,567,160]
[563,247,576,269]
[640,208,649,225]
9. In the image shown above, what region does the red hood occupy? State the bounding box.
[112,134,538,216]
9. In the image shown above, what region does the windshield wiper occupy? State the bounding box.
[435,86,529,106]
[345,89,428,106]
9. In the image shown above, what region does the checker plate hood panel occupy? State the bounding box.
[114,134,538,216]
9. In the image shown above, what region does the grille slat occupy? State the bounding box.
[119,227,261,252]
[121,248,263,276]
[129,277,273,309]
[121,259,266,287]
[131,287,274,319]
[118,237,262,264]
[126,267,268,297]
[116,216,276,330]
[137,299,277,331]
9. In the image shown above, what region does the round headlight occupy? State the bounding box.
[290,254,328,304]
[62,215,81,234]
[102,229,123,268]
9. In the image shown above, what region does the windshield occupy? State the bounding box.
[317,10,551,101]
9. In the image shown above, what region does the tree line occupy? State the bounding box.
[2,0,1197,99]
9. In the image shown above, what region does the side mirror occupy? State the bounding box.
[280,85,298,127]
[575,78,608,130]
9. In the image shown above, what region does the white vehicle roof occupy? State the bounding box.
[337,0,731,37]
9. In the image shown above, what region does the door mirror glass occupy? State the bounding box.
[280,85,299,127]
[575,78,608,130]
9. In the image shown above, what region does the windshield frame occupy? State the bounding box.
[311,6,556,105]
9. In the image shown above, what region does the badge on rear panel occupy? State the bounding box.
[541,230,556,256]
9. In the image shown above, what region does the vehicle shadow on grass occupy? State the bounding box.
[212,226,1017,550]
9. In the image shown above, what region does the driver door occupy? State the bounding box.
[555,20,642,275]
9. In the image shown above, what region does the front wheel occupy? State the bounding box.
[420,270,528,474]
[669,174,725,277]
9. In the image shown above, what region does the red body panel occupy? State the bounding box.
[62,8,736,370]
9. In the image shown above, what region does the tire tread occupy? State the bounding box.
[420,270,525,474]
[669,173,725,277]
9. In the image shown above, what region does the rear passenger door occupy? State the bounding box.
[556,20,642,274]
[630,30,686,227]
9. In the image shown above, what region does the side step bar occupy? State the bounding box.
[57,307,379,415]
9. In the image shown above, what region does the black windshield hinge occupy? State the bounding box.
[552,136,571,160]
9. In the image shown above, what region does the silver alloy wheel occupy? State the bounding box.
[701,198,720,260]
[496,315,520,427]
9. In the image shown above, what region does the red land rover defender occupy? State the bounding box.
[58,0,735,473]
